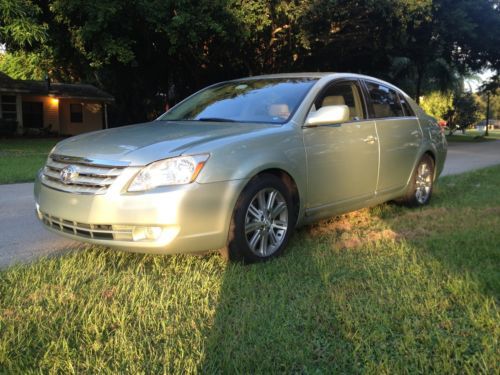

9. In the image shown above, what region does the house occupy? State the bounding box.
[0,72,114,135]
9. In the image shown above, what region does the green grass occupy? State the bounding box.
[446,129,500,142]
[0,138,61,184]
[1,166,499,373]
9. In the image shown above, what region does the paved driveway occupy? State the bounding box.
[441,140,500,176]
[0,183,81,268]
[1,140,499,268]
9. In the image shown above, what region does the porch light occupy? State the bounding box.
[50,97,59,106]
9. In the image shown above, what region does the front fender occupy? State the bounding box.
[187,125,308,211]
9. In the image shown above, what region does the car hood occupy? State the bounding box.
[53,121,274,165]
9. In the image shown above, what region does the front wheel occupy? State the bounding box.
[222,174,296,263]
[399,154,435,207]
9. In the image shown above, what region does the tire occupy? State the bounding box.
[399,154,435,207]
[221,174,296,263]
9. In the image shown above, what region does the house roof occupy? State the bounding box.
[0,72,114,102]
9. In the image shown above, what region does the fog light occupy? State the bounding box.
[132,226,162,241]
[145,226,162,240]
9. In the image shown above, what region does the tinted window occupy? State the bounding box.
[365,82,404,118]
[399,94,415,117]
[159,78,318,124]
[314,81,365,121]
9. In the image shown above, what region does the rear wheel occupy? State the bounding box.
[399,154,435,207]
[222,174,296,263]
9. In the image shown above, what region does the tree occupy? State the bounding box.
[1,0,499,125]
[227,0,309,75]
[387,0,500,102]
[420,91,454,120]
[445,93,481,134]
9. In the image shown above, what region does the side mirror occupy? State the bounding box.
[305,105,350,127]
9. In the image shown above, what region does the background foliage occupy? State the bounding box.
[0,0,499,125]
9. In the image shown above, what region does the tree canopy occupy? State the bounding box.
[1,0,499,125]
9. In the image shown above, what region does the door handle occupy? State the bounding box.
[363,135,377,144]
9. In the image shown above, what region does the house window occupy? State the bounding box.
[1,95,17,120]
[70,103,83,123]
[22,101,44,128]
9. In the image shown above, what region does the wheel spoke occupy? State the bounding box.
[416,188,423,202]
[272,220,287,231]
[245,221,262,234]
[247,203,262,220]
[248,230,261,251]
[270,202,286,219]
[268,190,278,211]
[268,228,279,246]
[260,231,269,255]
[257,190,267,211]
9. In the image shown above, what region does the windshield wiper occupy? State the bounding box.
[196,117,236,122]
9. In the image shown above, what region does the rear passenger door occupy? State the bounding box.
[363,81,422,194]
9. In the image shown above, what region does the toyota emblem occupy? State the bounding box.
[60,165,79,184]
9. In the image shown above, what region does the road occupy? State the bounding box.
[441,140,500,176]
[1,140,499,268]
[0,183,81,268]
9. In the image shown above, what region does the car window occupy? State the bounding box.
[312,81,365,121]
[398,94,415,117]
[365,82,404,118]
[159,78,318,124]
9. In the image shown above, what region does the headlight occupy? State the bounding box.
[128,154,209,192]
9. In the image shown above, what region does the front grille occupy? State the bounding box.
[41,154,127,194]
[40,212,134,241]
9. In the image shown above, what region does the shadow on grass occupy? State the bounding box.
[1,167,498,372]
[199,166,500,372]
[199,236,357,373]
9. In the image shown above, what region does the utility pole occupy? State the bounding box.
[485,92,490,137]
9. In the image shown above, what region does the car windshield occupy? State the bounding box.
[158,78,318,124]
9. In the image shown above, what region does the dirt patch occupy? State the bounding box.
[101,287,117,301]
[1,308,20,321]
[483,206,500,215]
[27,284,76,304]
[307,209,398,250]
[366,229,398,242]
[308,208,376,237]
[335,229,398,250]
[336,236,362,249]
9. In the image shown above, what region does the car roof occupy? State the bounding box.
[225,73,413,100]
[233,72,397,86]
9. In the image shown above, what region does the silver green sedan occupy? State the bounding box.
[34,73,447,262]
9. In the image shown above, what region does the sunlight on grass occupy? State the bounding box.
[446,129,500,142]
[1,166,499,372]
[0,138,60,183]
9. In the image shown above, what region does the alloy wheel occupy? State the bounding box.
[415,161,432,204]
[244,188,288,257]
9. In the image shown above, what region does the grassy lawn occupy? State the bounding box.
[0,138,61,184]
[1,166,499,373]
[446,129,500,142]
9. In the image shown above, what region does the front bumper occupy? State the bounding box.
[34,173,246,254]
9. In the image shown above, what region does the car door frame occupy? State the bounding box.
[359,79,423,196]
[301,77,381,221]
